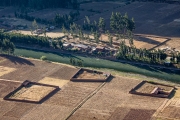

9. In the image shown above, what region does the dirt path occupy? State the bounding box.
[64,81,107,120]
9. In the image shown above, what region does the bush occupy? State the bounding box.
[40,56,47,61]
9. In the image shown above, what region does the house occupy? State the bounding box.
[50,26,55,30]
[95,46,105,52]
[34,29,43,34]
[63,43,72,49]
[73,44,89,52]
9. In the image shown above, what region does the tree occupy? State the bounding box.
[98,17,105,32]
[40,56,47,61]
[93,31,100,43]
[58,40,63,49]
[108,34,113,46]
[32,19,38,30]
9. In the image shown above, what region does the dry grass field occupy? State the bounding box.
[152,87,180,120]
[0,55,179,119]
[0,66,16,77]
[0,80,21,98]
[38,77,69,88]
[9,84,56,101]
[69,76,167,120]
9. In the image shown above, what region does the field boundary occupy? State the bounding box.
[70,68,111,82]
[129,81,175,98]
[3,80,60,104]
[64,81,107,120]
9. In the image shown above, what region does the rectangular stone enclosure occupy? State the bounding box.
[70,68,111,82]
[129,81,175,98]
[4,80,59,103]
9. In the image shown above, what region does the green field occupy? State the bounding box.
[14,48,180,83]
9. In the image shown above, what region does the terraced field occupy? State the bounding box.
[0,55,179,120]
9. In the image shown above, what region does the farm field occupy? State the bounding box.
[0,55,179,119]
[0,2,180,50]
[8,84,56,102]
[0,55,102,119]
[68,76,167,120]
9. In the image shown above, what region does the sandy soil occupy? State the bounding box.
[38,77,69,88]
[10,84,55,101]
[0,66,16,77]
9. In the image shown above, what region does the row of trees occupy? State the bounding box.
[81,12,134,45]
[0,30,50,47]
[15,10,80,29]
[0,39,15,54]
[0,0,79,9]
[116,41,168,64]
[54,11,80,28]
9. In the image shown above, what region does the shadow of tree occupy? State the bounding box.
[0,54,34,66]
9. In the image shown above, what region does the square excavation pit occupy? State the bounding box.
[129,81,175,98]
[70,68,111,82]
[4,80,59,103]
[0,66,16,77]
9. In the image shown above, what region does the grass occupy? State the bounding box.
[14,48,180,83]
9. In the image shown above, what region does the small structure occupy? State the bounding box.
[63,43,72,49]
[95,46,105,52]
[50,26,55,30]
[129,81,175,98]
[70,68,111,82]
[34,29,43,34]
[73,44,89,52]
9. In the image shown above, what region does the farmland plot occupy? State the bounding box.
[0,80,21,98]
[70,76,166,119]
[0,56,61,82]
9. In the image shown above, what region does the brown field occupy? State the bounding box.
[0,66,16,77]
[69,76,167,120]
[0,80,21,98]
[0,2,180,50]
[1,55,180,119]
[38,77,69,88]
[123,109,156,120]
[76,2,180,50]
[152,87,180,120]
[49,66,79,80]
[9,84,56,101]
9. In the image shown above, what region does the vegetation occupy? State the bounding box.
[116,41,167,64]
[40,55,47,61]
[0,38,15,54]
[0,30,50,47]
[14,48,180,83]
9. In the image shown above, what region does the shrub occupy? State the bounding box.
[40,56,47,61]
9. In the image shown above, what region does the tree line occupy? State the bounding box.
[0,30,50,47]
[0,38,15,54]
[116,41,167,64]
[15,10,80,29]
